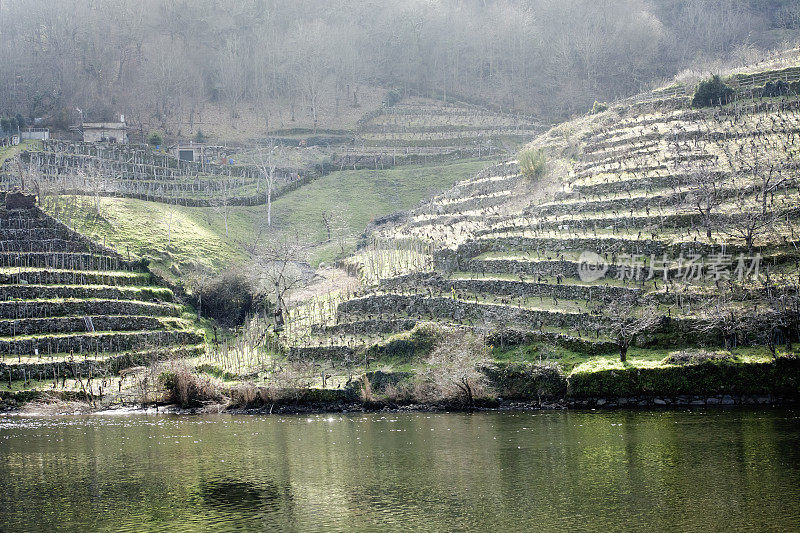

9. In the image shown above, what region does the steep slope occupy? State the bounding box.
[286,67,800,360]
[0,193,203,387]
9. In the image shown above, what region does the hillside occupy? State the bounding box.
[283,65,800,371]
[34,158,492,280]
[3,97,534,278]
[0,192,203,401]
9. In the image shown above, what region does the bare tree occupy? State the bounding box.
[691,289,751,350]
[212,178,232,237]
[602,295,662,362]
[250,237,311,330]
[684,166,726,240]
[718,189,778,253]
[252,140,284,227]
[415,328,489,407]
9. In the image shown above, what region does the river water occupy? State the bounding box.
[1,408,799,532]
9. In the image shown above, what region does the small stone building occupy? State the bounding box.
[82,121,128,143]
[171,143,231,165]
[173,143,206,162]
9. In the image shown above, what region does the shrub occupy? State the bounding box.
[367,323,440,360]
[791,81,800,95]
[761,80,791,98]
[518,147,547,180]
[194,130,208,143]
[159,363,223,408]
[147,131,164,147]
[692,75,734,107]
[383,87,403,107]
[198,270,254,327]
[663,350,735,365]
[590,101,609,114]
[382,381,415,403]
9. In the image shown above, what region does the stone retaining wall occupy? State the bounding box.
[0,270,151,287]
[0,299,180,319]
[0,329,203,356]
[337,294,591,330]
[0,315,169,336]
[313,318,417,336]
[0,284,172,302]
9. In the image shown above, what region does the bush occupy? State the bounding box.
[663,350,735,365]
[198,270,254,327]
[692,75,734,108]
[383,87,403,107]
[761,80,791,98]
[518,148,547,180]
[194,130,208,143]
[367,323,440,360]
[568,357,800,398]
[791,81,800,95]
[590,101,609,114]
[159,364,223,408]
[147,131,164,147]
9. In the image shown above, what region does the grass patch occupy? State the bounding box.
[41,158,491,276]
[0,140,39,167]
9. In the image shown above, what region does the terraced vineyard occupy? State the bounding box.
[0,194,203,393]
[337,97,541,169]
[285,71,800,361]
[1,140,306,207]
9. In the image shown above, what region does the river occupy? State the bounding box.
[1,408,799,532]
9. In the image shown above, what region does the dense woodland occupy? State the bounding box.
[2,0,800,130]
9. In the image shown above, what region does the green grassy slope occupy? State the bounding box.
[42,158,493,278]
[0,140,40,167]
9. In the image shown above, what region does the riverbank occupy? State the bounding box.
[3,354,798,414]
[3,388,796,416]
[2,393,796,416]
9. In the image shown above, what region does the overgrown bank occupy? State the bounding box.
[6,327,797,413]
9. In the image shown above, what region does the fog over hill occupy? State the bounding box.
[3,0,800,134]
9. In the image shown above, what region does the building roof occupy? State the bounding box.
[82,122,127,130]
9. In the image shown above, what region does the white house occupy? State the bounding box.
[82,118,128,143]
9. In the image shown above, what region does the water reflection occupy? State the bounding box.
[1,409,799,532]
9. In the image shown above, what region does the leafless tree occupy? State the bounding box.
[414,328,489,406]
[320,208,353,254]
[5,1,783,129]
[212,178,232,237]
[602,294,662,362]
[252,140,284,227]
[683,166,726,240]
[250,236,312,327]
[718,189,779,253]
[691,289,752,350]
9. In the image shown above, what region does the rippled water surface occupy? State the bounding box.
[1,408,799,532]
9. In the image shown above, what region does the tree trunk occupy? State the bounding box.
[619,344,627,362]
[267,186,272,226]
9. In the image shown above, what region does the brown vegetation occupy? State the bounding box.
[414,329,490,406]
